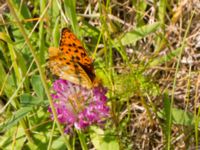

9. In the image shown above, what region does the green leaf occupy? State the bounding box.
[64,0,79,35]
[52,18,60,47]
[11,0,33,28]
[157,107,194,126]
[20,93,44,107]
[134,1,147,26]
[158,0,167,24]
[163,93,171,125]
[90,126,119,150]
[31,75,44,98]
[0,107,33,132]
[171,108,194,126]
[0,61,15,97]
[0,127,27,149]
[111,40,128,62]
[0,32,14,44]
[116,22,161,46]
[26,130,53,150]
[149,47,181,67]
[2,30,29,90]
[14,50,30,90]
[51,136,66,150]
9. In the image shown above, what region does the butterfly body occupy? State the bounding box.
[49,28,97,88]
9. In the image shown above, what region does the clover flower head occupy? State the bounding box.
[48,79,110,133]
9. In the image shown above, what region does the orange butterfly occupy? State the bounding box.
[49,28,99,89]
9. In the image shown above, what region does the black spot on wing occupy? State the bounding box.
[76,56,80,61]
[78,46,84,50]
[81,52,86,57]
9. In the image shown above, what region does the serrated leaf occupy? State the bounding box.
[149,47,181,67]
[171,108,194,126]
[157,108,194,126]
[116,22,161,46]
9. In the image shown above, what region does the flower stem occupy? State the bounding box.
[77,130,88,150]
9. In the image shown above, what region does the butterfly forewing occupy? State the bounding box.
[49,28,96,88]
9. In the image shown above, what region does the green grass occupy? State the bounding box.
[0,0,199,149]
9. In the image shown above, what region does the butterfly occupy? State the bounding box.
[48,27,99,89]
